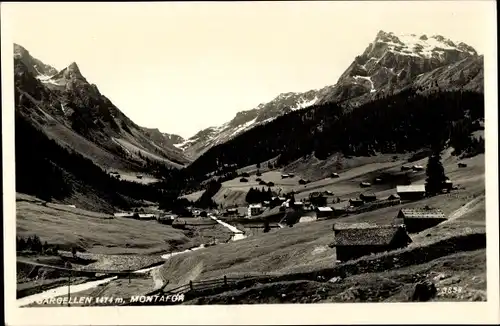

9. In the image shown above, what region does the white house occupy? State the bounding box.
[247,204,263,217]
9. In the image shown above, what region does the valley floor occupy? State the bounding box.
[15,151,487,304]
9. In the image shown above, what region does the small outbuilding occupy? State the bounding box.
[349,198,364,207]
[396,208,447,233]
[360,182,372,188]
[359,192,377,202]
[315,206,334,219]
[388,193,401,200]
[331,223,412,262]
[396,185,426,201]
[412,165,424,171]
[247,204,263,217]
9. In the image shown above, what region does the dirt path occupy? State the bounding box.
[442,196,484,224]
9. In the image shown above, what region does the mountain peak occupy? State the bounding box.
[67,62,80,72]
[50,61,85,82]
[13,43,58,77]
[13,43,28,56]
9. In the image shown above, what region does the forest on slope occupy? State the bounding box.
[15,111,164,211]
[16,87,484,211]
[179,88,484,188]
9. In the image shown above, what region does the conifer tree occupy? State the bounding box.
[425,151,447,195]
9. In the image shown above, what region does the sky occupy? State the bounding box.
[4,1,495,138]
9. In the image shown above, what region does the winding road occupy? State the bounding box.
[16,217,247,307]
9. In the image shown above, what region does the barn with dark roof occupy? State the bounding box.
[331,223,412,262]
[396,208,447,233]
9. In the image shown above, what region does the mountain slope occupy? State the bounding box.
[14,44,58,77]
[14,44,190,173]
[176,90,321,158]
[317,31,481,105]
[178,31,481,158]
[181,88,484,186]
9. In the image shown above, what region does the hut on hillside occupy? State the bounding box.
[360,182,372,188]
[332,201,349,217]
[298,178,309,185]
[443,180,453,192]
[247,204,263,217]
[359,192,377,202]
[388,194,401,201]
[396,208,447,233]
[309,193,327,206]
[330,224,412,262]
[396,185,426,200]
[458,162,468,168]
[138,213,156,220]
[157,214,177,225]
[412,165,424,171]
[349,198,364,207]
[331,173,340,178]
[315,206,334,219]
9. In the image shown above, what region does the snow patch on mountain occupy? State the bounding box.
[291,96,319,111]
[374,32,477,59]
[353,76,376,93]
[229,117,258,137]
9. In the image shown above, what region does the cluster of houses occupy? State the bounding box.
[330,206,447,262]
[113,211,156,220]
[228,176,456,227]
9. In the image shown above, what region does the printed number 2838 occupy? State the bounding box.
[438,286,463,296]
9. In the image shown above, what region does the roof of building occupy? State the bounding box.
[399,208,446,219]
[349,198,364,202]
[396,185,426,193]
[388,194,401,199]
[333,225,406,246]
[317,207,333,212]
[334,222,382,230]
[332,201,350,210]
[360,192,376,197]
[249,204,262,208]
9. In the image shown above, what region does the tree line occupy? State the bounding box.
[16,235,60,255]
[15,111,165,209]
[176,89,483,187]
[245,187,273,204]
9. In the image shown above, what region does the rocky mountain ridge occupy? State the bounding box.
[177,30,482,158]
[14,44,190,173]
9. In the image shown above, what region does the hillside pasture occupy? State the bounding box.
[17,194,199,255]
[160,151,485,290]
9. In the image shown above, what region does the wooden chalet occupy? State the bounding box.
[396,208,447,233]
[396,185,426,200]
[331,223,412,262]
[359,192,377,202]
